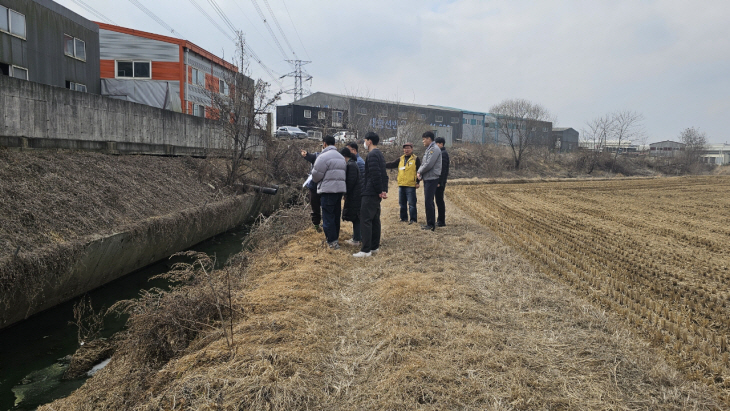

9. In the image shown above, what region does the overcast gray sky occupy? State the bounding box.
[57,0,730,144]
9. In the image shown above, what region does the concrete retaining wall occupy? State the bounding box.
[0,190,289,329]
[0,75,230,155]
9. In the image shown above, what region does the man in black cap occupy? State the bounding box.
[385,141,421,224]
[434,137,450,227]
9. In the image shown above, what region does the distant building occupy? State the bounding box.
[552,127,579,152]
[0,0,100,93]
[292,92,462,146]
[650,140,685,157]
[275,103,348,138]
[700,144,730,165]
[484,113,553,148]
[97,23,246,117]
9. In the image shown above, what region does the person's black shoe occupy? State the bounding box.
[400,219,408,223]
[421,225,435,231]
[408,220,416,225]
[437,222,446,227]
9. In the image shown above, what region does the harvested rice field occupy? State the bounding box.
[42,179,724,410]
[449,175,730,406]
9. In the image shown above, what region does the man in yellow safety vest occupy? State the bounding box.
[385,142,421,224]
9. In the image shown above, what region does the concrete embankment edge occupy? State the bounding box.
[0,188,292,329]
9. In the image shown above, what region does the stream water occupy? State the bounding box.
[0,225,251,411]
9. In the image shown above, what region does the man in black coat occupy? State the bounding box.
[340,147,362,246]
[434,137,450,227]
[353,132,388,257]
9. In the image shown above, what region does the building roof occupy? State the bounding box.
[96,23,237,72]
[298,92,461,113]
[649,140,686,146]
[430,105,487,115]
[553,127,575,132]
[33,0,99,32]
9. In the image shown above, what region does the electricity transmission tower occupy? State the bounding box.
[280,60,312,101]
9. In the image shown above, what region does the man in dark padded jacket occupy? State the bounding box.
[434,137,450,227]
[353,132,388,257]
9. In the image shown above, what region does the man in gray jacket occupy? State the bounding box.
[416,131,442,231]
[311,135,347,249]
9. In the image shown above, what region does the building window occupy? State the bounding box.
[0,62,8,76]
[75,38,86,61]
[332,111,343,125]
[65,81,87,92]
[451,117,459,124]
[1,7,25,38]
[418,113,426,121]
[219,79,229,96]
[357,107,367,115]
[190,68,205,85]
[462,118,467,124]
[64,35,86,61]
[398,112,407,119]
[303,109,311,118]
[117,61,151,78]
[435,116,443,123]
[318,111,326,120]
[193,104,205,118]
[470,119,477,125]
[10,65,28,80]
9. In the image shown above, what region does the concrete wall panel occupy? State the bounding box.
[0,74,229,154]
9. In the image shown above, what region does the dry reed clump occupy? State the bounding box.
[42,181,720,410]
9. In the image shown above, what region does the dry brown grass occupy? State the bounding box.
[42,181,721,410]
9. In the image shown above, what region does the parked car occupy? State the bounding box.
[381,137,397,146]
[275,126,307,139]
[333,130,356,143]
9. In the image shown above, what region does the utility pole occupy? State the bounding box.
[280,60,312,101]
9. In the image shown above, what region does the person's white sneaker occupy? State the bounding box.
[352,251,372,258]
[370,248,380,254]
[345,239,361,246]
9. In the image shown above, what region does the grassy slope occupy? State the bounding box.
[41,180,720,410]
[0,149,231,262]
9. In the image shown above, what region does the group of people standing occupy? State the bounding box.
[301,131,449,258]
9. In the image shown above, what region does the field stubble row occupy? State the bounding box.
[450,176,730,404]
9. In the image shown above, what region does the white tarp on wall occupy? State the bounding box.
[101,79,182,112]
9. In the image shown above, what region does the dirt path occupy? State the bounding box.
[43,181,720,410]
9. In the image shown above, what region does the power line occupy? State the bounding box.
[281,0,310,60]
[69,0,117,24]
[261,0,297,59]
[248,0,288,60]
[203,0,284,88]
[127,0,185,38]
[186,0,235,42]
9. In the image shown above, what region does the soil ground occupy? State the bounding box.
[42,179,721,410]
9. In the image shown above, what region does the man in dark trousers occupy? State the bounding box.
[385,142,421,224]
[353,132,388,257]
[417,131,442,231]
[300,149,321,232]
[311,135,347,249]
[434,137,450,227]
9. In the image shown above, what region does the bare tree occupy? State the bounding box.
[489,99,552,169]
[679,127,708,170]
[610,110,644,172]
[210,33,282,186]
[581,114,613,174]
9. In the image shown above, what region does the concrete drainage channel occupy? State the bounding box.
[0,187,291,410]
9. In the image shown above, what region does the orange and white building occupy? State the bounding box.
[97,22,240,118]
